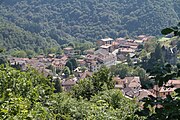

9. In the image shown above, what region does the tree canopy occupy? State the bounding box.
[0,0,179,46]
[0,65,141,119]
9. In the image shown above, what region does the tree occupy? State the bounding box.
[12,50,27,58]
[134,67,146,81]
[54,78,62,93]
[0,66,54,119]
[161,22,180,36]
[136,64,180,119]
[63,66,70,78]
[65,58,78,72]
[136,23,180,119]
[0,48,7,65]
[110,63,133,78]
[91,66,114,92]
[127,54,133,66]
[26,49,35,58]
[146,43,164,72]
[71,79,94,100]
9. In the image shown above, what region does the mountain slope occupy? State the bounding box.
[0,18,60,54]
[0,0,179,44]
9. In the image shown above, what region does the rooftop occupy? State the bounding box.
[94,49,109,56]
[64,47,74,50]
[101,38,114,42]
[100,44,112,49]
[119,48,135,53]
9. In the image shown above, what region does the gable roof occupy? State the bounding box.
[79,70,93,80]
[136,89,156,100]
[62,79,76,86]
[94,49,109,55]
[167,80,180,86]
[124,77,141,88]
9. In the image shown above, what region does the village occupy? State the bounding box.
[8,35,180,100]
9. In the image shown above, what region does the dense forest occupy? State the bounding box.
[0,0,180,48]
[0,18,60,56]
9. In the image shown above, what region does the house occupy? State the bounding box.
[86,60,100,72]
[79,70,93,80]
[117,48,135,61]
[85,54,96,63]
[51,55,68,72]
[48,54,55,58]
[9,58,27,71]
[152,85,175,98]
[116,37,126,44]
[113,76,124,89]
[76,59,86,67]
[84,54,100,72]
[62,79,76,91]
[137,35,147,40]
[97,38,114,46]
[114,76,141,90]
[94,49,117,67]
[63,47,74,55]
[135,89,156,100]
[119,48,135,54]
[52,59,66,71]
[42,69,53,77]
[100,44,114,52]
[137,35,155,42]
[112,41,120,49]
[126,39,134,43]
[134,40,144,44]
[114,76,143,98]
[167,80,180,88]
[84,49,95,55]
[124,42,139,49]
[124,77,141,90]
[36,55,45,61]
[152,80,180,98]
[116,79,155,100]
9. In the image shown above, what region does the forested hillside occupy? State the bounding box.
[0,18,60,56]
[0,0,179,45]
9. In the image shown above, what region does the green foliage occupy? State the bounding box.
[48,90,141,120]
[143,38,158,53]
[63,66,71,78]
[92,67,115,92]
[65,58,78,72]
[54,78,62,93]
[72,67,115,100]
[0,65,54,119]
[145,43,165,72]
[0,0,179,45]
[137,58,180,119]
[136,24,180,119]
[11,50,27,58]
[110,63,135,78]
[0,49,7,65]
[72,79,94,100]
[161,22,180,36]
[0,18,60,56]
[0,65,141,119]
